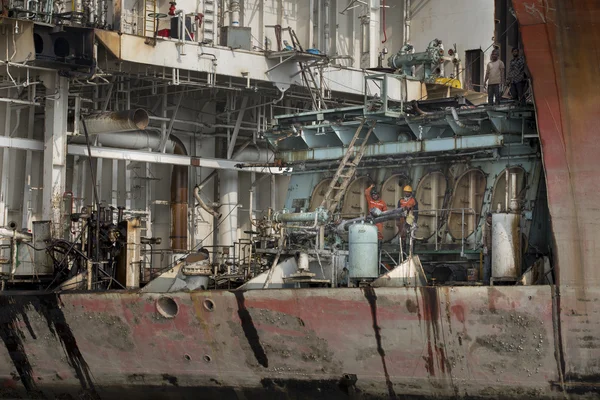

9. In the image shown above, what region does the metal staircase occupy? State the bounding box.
[288,28,328,110]
[319,119,377,213]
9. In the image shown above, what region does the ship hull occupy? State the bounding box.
[0,286,598,399]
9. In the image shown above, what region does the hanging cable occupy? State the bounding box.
[381,0,388,43]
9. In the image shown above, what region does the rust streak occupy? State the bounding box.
[362,286,396,399]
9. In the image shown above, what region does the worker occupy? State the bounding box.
[481,212,493,285]
[396,185,419,255]
[484,49,505,106]
[365,184,388,240]
[507,47,527,105]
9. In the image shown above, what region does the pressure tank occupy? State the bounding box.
[348,223,379,279]
[491,213,521,280]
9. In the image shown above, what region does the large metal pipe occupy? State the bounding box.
[217,146,275,248]
[194,185,220,218]
[170,136,188,252]
[81,109,150,134]
[230,1,240,26]
[336,207,406,235]
[69,130,171,151]
[273,208,329,223]
[450,107,481,132]
[0,227,32,241]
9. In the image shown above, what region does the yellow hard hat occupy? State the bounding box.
[403,185,413,192]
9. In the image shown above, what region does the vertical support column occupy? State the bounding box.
[22,85,36,230]
[0,102,12,227]
[219,169,238,248]
[41,73,69,238]
[125,161,132,209]
[368,0,381,68]
[111,160,118,207]
[96,152,103,202]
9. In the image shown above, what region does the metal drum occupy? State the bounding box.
[348,222,379,279]
[491,213,521,280]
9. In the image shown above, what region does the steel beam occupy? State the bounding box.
[0,102,11,227]
[41,73,69,238]
[278,134,505,163]
[227,96,249,159]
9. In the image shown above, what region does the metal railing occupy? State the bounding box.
[410,207,477,257]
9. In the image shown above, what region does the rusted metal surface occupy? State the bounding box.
[170,137,188,252]
[512,0,600,288]
[513,1,600,392]
[1,286,584,399]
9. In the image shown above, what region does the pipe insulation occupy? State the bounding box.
[80,109,150,134]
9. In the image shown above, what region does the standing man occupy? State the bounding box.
[484,49,505,106]
[507,47,527,105]
[481,212,493,285]
[365,184,388,240]
[396,185,419,255]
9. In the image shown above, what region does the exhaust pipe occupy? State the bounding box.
[81,109,150,134]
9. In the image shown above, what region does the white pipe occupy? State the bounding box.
[405,0,411,44]
[324,0,330,54]
[369,0,381,68]
[510,172,519,212]
[218,146,275,248]
[0,227,31,241]
[505,168,509,212]
[230,1,240,26]
[69,131,176,152]
[194,185,220,218]
[219,169,239,248]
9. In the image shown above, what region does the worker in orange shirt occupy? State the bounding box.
[397,185,419,256]
[365,184,388,240]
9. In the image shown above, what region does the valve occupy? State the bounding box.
[168,2,177,16]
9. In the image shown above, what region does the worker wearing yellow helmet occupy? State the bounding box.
[396,184,419,253]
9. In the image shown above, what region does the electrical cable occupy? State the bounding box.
[80,116,102,285]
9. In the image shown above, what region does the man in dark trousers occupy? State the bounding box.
[484,49,505,106]
[507,47,527,105]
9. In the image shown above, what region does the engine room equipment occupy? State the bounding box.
[348,222,379,280]
[387,39,444,79]
[272,208,329,224]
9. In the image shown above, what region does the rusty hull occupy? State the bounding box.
[1,286,596,399]
[512,0,600,392]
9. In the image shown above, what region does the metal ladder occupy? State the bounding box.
[287,28,328,110]
[320,119,377,213]
[143,0,157,37]
[203,0,215,44]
